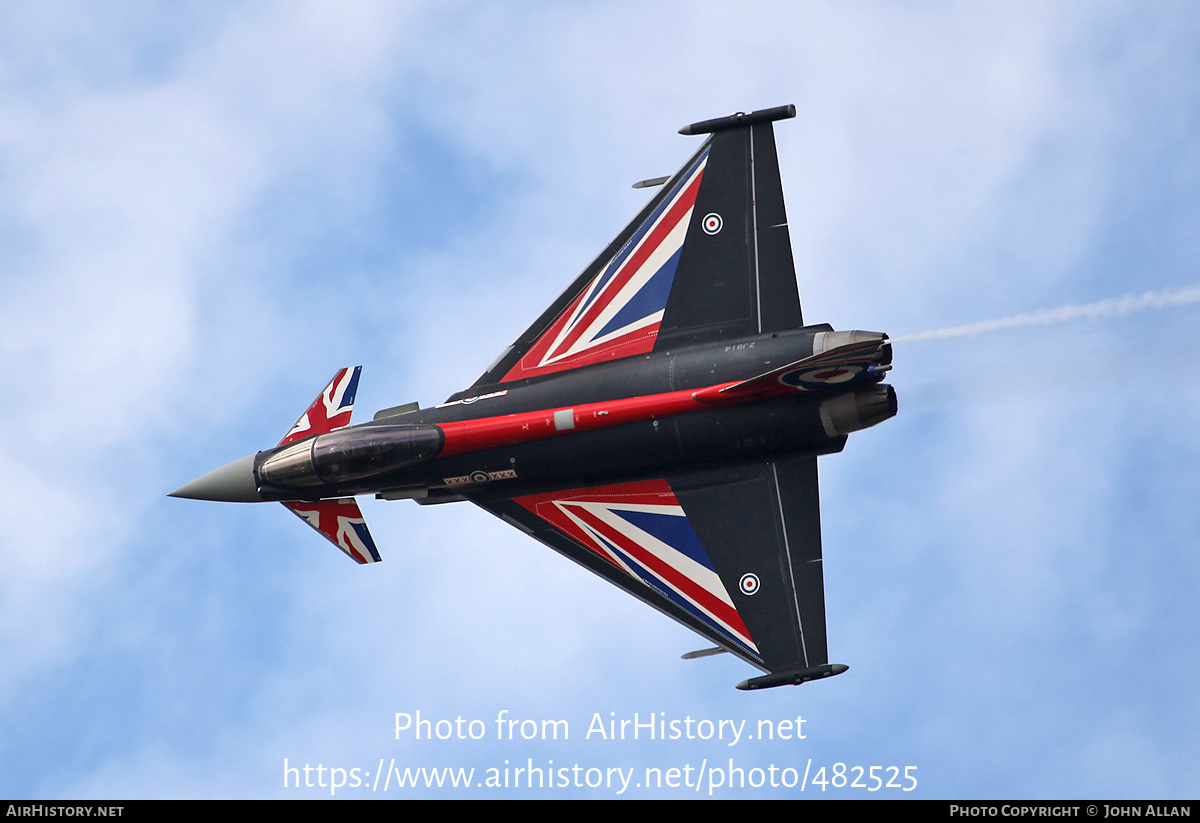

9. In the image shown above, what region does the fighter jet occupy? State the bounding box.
[170,104,896,691]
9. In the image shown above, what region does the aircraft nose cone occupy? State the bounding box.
[168,454,263,502]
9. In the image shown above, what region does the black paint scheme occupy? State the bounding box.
[270,106,894,689]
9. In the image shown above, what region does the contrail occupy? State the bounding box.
[889,284,1200,343]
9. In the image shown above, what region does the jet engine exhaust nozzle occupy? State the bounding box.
[818,385,898,437]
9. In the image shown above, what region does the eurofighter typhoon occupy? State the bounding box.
[171,105,896,691]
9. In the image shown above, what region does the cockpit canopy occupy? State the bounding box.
[257,424,443,488]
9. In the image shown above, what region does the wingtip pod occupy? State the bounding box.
[736,663,848,691]
[679,104,796,136]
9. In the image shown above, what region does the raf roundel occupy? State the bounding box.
[739,573,760,596]
[702,212,722,235]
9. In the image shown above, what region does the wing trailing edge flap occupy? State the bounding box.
[667,457,832,679]
[472,454,842,687]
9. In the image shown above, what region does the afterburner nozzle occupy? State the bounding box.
[168,454,263,503]
[817,385,898,438]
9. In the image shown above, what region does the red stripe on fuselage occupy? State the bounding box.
[437,380,740,458]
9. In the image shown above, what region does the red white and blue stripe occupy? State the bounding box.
[282,497,381,564]
[279,366,361,446]
[503,149,711,382]
[515,478,760,660]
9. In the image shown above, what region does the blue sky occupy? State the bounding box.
[1,1,1198,799]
